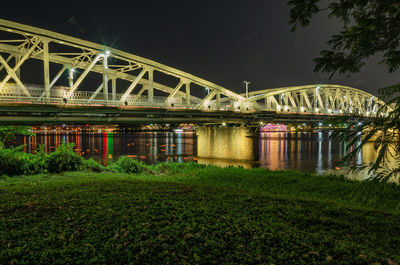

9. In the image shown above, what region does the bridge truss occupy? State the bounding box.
[0,19,389,120]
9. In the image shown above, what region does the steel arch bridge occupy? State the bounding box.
[0,19,389,123]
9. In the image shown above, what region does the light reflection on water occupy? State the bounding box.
[13,131,197,165]
[11,128,378,175]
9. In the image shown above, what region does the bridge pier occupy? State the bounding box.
[195,125,259,165]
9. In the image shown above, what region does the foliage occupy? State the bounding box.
[31,144,48,173]
[1,171,400,264]
[288,0,400,75]
[82,158,106,172]
[45,143,83,173]
[0,125,34,149]
[0,146,37,176]
[107,156,149,174]
[288,0,400,180]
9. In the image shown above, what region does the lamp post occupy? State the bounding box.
[243,81,251,98]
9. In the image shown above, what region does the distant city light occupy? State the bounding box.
[260,124,287,132]
[318,123,323,126]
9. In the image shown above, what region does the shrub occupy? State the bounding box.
[0,146,37,176]
[31,144,47,173]
[108,156,148,174]
[82,158,105,172]
[46,143,83,173]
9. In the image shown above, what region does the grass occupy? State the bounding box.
[1,165,400,264]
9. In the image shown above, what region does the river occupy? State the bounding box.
[8,127,378,176]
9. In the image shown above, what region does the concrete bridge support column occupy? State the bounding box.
[195,126,259,167]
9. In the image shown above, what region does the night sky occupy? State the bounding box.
[0,1,397,95]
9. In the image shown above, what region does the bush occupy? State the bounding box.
[0,147,37,176]
[46,143,83,173]
[82,158,106,172]
[108,156,148,174]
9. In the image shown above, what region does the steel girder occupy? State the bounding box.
[241,84,390,116]
[0,19,244,110]
[0,19,390,117]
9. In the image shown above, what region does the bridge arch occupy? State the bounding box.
[0,19,389,117]
[241,84,389,116]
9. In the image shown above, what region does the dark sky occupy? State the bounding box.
[0,0,397,95]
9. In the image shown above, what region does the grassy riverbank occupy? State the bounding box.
[1,165,400,264]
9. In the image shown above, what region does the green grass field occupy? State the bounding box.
[1,165,400,264]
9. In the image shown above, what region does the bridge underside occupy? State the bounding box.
[0,103,344,125]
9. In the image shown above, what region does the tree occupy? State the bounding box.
[0,126,34,149]
[288,0,400,181]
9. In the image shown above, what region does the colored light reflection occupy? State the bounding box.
[260,124,287,132]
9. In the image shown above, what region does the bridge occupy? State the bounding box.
[0,19,389,125]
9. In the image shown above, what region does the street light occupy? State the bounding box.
[243,81,251,98]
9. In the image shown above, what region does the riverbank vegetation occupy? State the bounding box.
[1,147,400,263]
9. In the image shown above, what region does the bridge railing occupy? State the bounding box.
[0,85,235,110]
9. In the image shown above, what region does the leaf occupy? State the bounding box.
[183,233,193,240]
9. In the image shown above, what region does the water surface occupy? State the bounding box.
[11,129,378,175]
